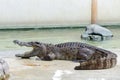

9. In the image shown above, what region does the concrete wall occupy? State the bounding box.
[0,0,120,28]
[98,0,120,25]
[0,0,91,27]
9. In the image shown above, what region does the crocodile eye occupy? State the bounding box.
[35,42,39,44]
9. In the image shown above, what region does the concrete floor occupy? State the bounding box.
[2,49,120,80]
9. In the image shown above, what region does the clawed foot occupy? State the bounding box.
[74,66,81,70]
[74,65,89,70]
[41,56,53,61]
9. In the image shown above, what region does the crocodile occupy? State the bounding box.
[13,40,117,70]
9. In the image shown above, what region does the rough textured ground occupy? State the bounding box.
[1,49,120,80]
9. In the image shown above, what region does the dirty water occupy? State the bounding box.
[0,27,120,80]
[0,27,120,51]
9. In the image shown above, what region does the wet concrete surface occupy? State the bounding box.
[1,49,120,80]
[0,27,120,80]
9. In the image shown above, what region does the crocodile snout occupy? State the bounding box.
[13,40,19,44]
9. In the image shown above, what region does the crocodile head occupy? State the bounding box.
[13,40,47,59]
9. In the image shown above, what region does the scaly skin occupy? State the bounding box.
[13,40,117,70]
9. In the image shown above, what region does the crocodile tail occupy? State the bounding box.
[75,50,117,70]
[75,57,117,70]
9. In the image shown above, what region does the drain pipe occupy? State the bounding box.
[91,0,97,24]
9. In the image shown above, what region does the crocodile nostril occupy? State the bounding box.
[13,40,18,43]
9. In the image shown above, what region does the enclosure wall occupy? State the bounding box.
[0,0,119,28]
